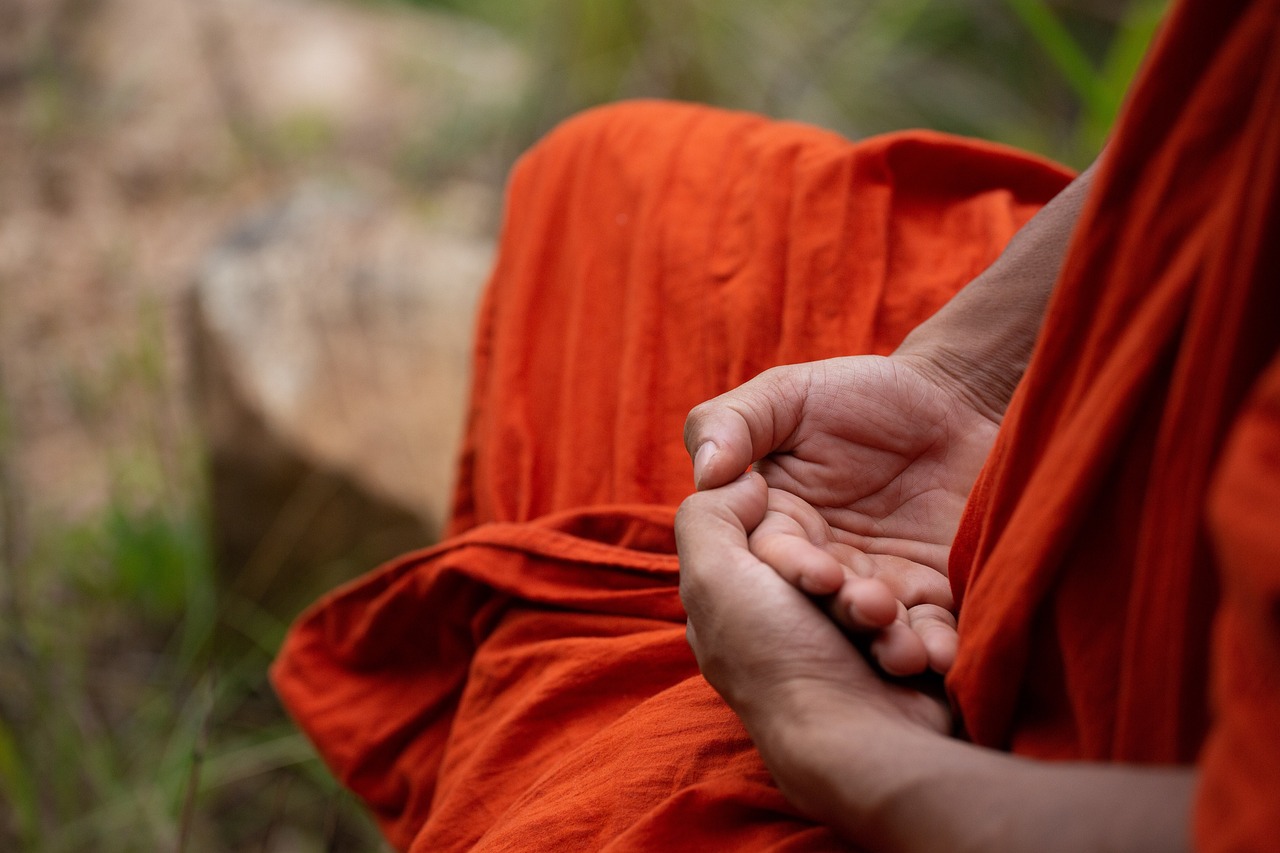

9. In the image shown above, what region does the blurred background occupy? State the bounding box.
[0,0,1166,849]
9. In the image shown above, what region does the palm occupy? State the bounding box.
[754,355,997,576]
[695,544,951,733]
[687,354,999,675]
[677,472,951,734]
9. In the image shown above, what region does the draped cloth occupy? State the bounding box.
[944,1,1280,848]
[271,105,1068,851]
[272,0,1280,847]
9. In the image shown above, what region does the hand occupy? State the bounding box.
[675,472,950,734]
[678,474,1195,853]
[751,487,961,676]
[684,355,999,674]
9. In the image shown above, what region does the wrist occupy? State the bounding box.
[741,678,950,845]
[892,336,1029,424]
[893,259,1050,423]
[891,159,1102,421]
[752,685,1194,853]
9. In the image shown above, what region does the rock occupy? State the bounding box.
[0,0,526,541]
[190,181,493,609]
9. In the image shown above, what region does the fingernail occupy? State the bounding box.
[693,441,717,489]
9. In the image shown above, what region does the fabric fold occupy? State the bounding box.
[947,0,1280,777]
[273,101,1073,850]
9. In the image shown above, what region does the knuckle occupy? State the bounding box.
[683,398,722,439]
[756,364,790,385]
[757,364,804,396]
[674,493,705,535]
[683,400,708,431]
[909,603,958,629]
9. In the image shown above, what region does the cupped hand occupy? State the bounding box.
[676,472,949,734]
[750,487,960,675]
[684,355,999,674]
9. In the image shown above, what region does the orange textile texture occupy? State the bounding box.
[1200,359,1280,851]
[946,0,1280,846]
[271,101,1070,851]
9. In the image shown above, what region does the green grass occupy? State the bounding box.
[1,461,383,852]
[0,301,384,850]
[389,0,1169,172]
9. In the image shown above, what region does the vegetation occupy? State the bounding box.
[394,0,1168,170]
[0,305,381,850]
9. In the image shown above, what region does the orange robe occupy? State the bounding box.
[272,0,1279,848]
[946,1,1280,849]
[272,106,1067,850]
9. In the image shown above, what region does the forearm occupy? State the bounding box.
[745,682,1193,853]
[895,157,1101,421]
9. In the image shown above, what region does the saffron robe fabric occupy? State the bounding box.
[272,0,1280,847]
[945,1,1280,849]
[272,106,1069,851]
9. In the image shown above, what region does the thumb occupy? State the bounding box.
[676,470,770,545]
[683,367,806,490]
[676,470,771,667]
[676,471,771,611]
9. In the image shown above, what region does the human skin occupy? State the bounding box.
[684,355,991,676]
[677,472,1194,853]
[676,158,1197,849]
[682,158,1099,675]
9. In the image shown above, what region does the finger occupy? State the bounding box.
[675,471,770,620]
[748,489,845,594]
[859,552,955,611]
[683,367,807,490]
[831,575,899,632]
[907,604,959,675]
[829,527,952,577]
[750,521,845,595]
[868,602,930,677]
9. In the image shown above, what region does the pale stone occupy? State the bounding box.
[193,181,494,554]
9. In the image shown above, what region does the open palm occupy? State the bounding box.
[677,472,952,736]
[684,355,999,674]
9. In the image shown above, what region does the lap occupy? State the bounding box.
[276,101,1072,851]
[448,100,1070,533]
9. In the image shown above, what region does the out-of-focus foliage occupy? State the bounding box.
[390,0,1169,168]
[0,320,382,850]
